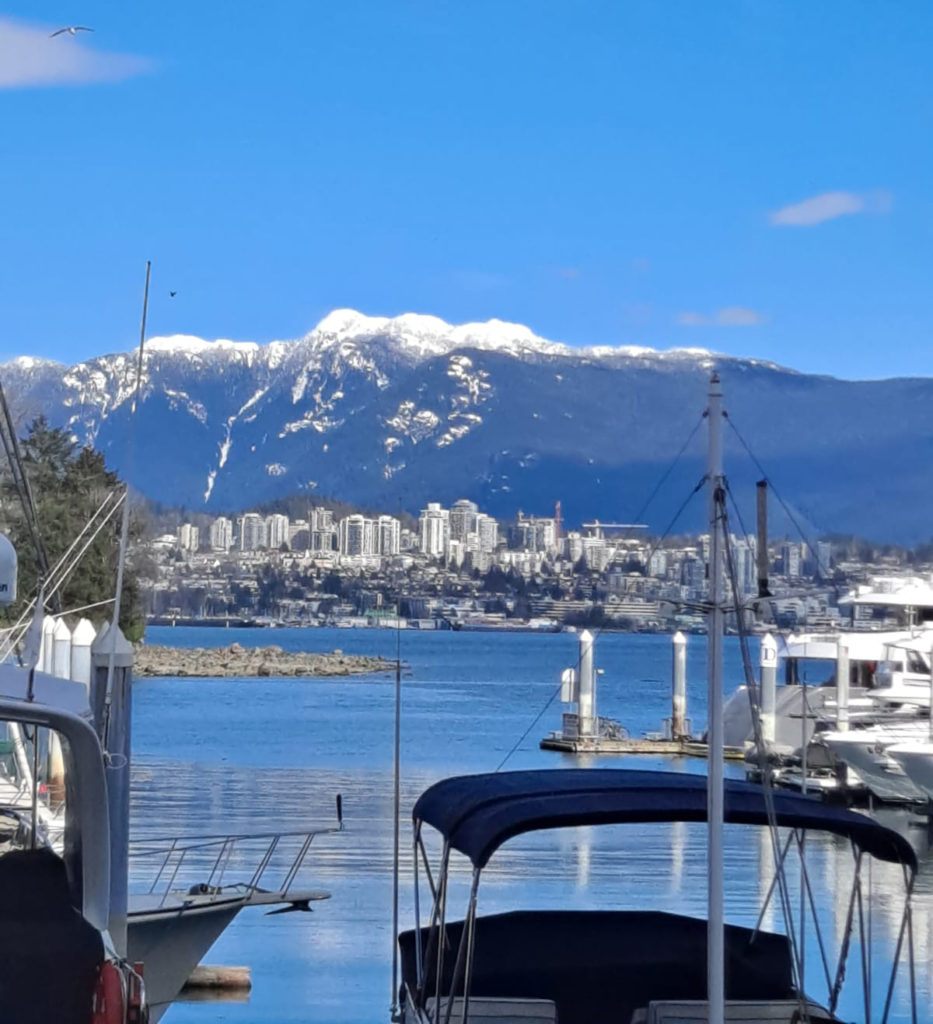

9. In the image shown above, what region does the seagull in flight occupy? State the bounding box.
[50,26,94,38]
[169,291,177,298]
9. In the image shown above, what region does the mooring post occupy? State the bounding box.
[671,631,687,739]
[578,629,596,737]
[759,632,777,746]
[836,642,850,733]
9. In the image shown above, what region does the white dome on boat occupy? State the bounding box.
[0,533,17,605]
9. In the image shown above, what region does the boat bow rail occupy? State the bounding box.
[412,768,917,873]
[130,806,343,911]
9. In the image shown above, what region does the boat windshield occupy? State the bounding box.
[0,720,67,856]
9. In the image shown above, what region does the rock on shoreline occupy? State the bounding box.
[133,642,394,678]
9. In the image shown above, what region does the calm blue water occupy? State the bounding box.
[131,627,933,1023]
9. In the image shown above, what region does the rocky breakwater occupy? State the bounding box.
[133,642,394,678]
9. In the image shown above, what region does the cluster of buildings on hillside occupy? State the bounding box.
[162,499,834,606]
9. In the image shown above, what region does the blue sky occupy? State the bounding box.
[0,1,930,378]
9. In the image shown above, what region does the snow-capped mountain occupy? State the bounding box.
[4,309,931,541]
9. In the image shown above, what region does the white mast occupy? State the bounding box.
[706,372,725,1021]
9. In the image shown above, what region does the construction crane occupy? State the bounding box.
[581,521,648,539]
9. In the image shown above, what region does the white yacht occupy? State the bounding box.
[818,725,929,804]
[888,738,933,803]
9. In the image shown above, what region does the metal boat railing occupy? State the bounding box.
[129,796,343,908]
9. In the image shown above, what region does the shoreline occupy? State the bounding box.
[132,642,395,678]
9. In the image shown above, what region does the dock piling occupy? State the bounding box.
[759,633,777,746]
[671,631,687,739]
[578,630,596,737]
[836,643,850,733]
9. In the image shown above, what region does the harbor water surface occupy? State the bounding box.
[133,627,933,1023]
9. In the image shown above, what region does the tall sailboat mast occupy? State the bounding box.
[706,371,725,1021]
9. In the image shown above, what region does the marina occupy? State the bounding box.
[134,624,933,1023]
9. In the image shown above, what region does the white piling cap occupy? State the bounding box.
[672,630,686,646]
[42,616,56,639]
[760,632,778,665]
[92,621,133,667]
[0,534,16,605]
[71,618,97,646]
[579,629,594,643]
[52,618,71,641]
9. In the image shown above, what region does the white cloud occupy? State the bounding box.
[769,190,892,227]
[0,17,152,89]
[675,307,765,328]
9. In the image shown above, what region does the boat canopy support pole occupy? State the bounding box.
[459,869,481,1024]
[440,868,480,1024]
[880,868,918,1024]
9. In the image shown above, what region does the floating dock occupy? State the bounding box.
[540,630,747,759]
[540,733,746,759]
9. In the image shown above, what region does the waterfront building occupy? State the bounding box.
[289,519,310,550]
[449,499,479,542]
[238,512,267,551]
[339,515,377,557]
[177,523,200,553]
[265,513,290,550]
[648,550,667,579]
[731,536,757,596]
[476,514,499,553]
[565,531,584,563]
[419,503,450,558]
[782,542,802,579]
[376,515,401,556]
[209,516,233,553]
[310,507,337,552]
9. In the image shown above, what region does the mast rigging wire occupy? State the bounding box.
[724,413,833,584]
[495,472,708,773]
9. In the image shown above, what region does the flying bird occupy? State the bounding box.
[169,291,177,298]
[49,26,94,38]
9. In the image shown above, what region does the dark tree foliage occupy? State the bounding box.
[1,417,145,641]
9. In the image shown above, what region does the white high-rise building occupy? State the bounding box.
[339,515,377,556]
[209,516,233,552]
[419,503,450,558]
[177,523,200,553]
[449,499,479,542]
[476,514,498,553]
[376,515,401,556]
[265,513,290,550]
[310,507,337,552]
[238,513,267,551]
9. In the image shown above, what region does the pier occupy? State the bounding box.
[539,629,745,759]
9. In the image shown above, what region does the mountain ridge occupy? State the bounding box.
[2,309,928,542]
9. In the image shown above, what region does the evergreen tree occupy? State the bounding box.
[0,417,145,640]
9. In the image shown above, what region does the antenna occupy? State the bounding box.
[390,591,403,1020]
[102,260,151,745]
[706,372,725,1022]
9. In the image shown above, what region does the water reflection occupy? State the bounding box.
[133,628,933,1024]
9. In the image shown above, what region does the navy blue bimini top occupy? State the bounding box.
[413,768,917,871]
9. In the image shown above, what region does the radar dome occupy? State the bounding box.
[0,535,17,605]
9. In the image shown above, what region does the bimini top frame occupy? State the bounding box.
[413,768,917,872]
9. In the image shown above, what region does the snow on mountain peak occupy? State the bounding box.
[146,334,260,357]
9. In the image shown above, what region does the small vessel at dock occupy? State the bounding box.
[395,768,917,1024]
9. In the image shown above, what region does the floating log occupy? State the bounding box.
[182,965,252,991]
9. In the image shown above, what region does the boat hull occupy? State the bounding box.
[820,732,926,804]
[888,742,933,803]
[127,895,246,1021]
